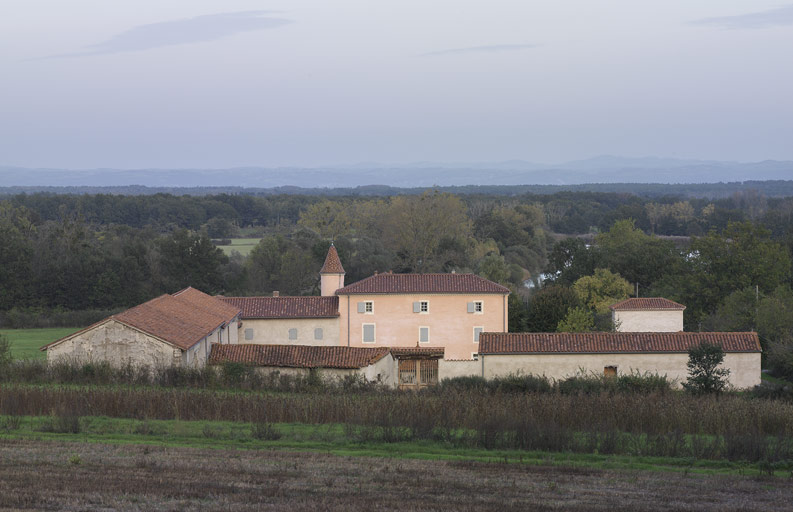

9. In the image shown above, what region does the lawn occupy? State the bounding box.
[216,237,261,257]
[0,327,78,360]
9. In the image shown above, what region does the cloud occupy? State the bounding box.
[422,44,538,56]
[691,5,793,29]
[32,11,291,60]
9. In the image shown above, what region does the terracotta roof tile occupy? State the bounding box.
[43,289,240,352]
[219,296,339,319]
[389,347,445,359]
[209,344,389,369]
[610,298,686,311]
[174,287,241,323]
[479,332,761,354]
[336,273,509,295]
[320,244,345,274]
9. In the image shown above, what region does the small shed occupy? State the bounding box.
[209,344,395,386]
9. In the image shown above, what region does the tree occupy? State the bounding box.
[545,238,600,285]
[156,229,229,294]
[527,285,580,332]
[556,307,595,333]
[683,342,730,394]
[381,191,472,272]
[572,269,632,315]
[508,292,530,332]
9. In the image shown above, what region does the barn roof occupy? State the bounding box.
[219,296,339,319]
[42,288,240,352]
[609,298,686,311]
[478,332,761,355]
[335,273,509,295]
[209,344,390,369]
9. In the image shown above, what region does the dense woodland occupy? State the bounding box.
[2,188,793,372]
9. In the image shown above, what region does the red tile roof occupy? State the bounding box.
[389,347,445,359]
[479,332,761,354]
[219,296,339,319]
[174,287,241,323]
[336,273,510,295]
[610,298,686,311]
[209,344,390,369]
[320,244,345,274]
[42,289,240,352]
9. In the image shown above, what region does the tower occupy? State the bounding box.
[320,243,345,296]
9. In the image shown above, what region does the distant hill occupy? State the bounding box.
[1,156,792,190]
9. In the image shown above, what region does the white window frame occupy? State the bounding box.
[419,326,430,343]
[473,326,484,343]
[364,301,374,314]
[419,300,429,314]
[362,323,376,343]
[473,301,483,314]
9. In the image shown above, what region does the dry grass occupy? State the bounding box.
[0,439,791,511]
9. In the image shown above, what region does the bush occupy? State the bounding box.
[683,342,730,394]
[37,410,82,434]
[557,373,617,395]
[492,374,552,393]
[0,335,11,368]
[616,371,672,394]
[767,338,793,381]
[251,422,281,441]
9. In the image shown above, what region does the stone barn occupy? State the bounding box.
[41,288,240,368]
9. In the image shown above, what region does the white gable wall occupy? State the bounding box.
[613,310,684,332]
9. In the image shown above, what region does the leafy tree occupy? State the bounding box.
[572,269,632,315]
[556,307,596,332]
[156,229,229,294]
[595,219,680,290]
[382,191,472,272]
[508,292,529,332]
[683,342,730,394]
[545,238,600,285]
[527,285,580,332]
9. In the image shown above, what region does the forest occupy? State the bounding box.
[1,187,792,374]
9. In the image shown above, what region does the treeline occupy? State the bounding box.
[4,179,793,198]
[3,188,793,236]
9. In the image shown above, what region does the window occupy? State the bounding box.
[419,326,430,343]
[314,328,323,340]
[473,327,483,342]
[472,353,479,360]
[244,328,253,341]
[362,323,376,343]
[288,328,298,340]
[604,366,618,377]
[412,301,429,313]
[357,301,374,314]
[467,301,483,314]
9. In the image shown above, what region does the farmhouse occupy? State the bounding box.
[42,287,240,368]
[477,331,762,389]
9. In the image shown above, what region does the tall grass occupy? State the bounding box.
[2,384,793,462]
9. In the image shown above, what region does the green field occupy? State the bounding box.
[0,327,79,360]
[216,237,261,257]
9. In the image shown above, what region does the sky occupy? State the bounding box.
[1,0,793,169]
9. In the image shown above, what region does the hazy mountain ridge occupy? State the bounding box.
[1,156,792,189]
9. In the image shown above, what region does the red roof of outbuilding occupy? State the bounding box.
[478,332,761,354]
[42,288,241,352]
[336,273,509,295]
[320,244,345,274]
[209,344,389,369]
[610,298,686,311]
[219,296,339,319]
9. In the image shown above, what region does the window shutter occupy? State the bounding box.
[357,302,366,313]
[467,302,475,313]
[314,328,323,340]
[419,327,429,342]
[288,328,297,340]
[413,302,420,313]
[474,328,483,342]
[363,324,375,342]
[244,328,253,341]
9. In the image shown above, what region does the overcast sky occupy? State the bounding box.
[1,0,792,169]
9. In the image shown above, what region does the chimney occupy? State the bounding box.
[272,291,279,297]
[374,271,379,275]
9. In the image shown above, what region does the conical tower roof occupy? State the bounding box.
[320,243,345,274]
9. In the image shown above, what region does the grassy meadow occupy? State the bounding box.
[216,237,261,257]
[0,327,78,360]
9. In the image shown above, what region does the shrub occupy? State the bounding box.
[616,371,672,394]
[557,373,617,395]
[251,422,281,441]
[0,335,11,369]
[37,410,82,434]
[492,374,552,393]
[767,338,793,381]
[0,415,21,432]
[683,342,730,394]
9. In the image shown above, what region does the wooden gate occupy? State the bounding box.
[398,359,438,390]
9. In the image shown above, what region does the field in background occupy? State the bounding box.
[216,238,261,257]
[0,328,77,360]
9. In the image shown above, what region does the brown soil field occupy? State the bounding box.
[1,440,792,511]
